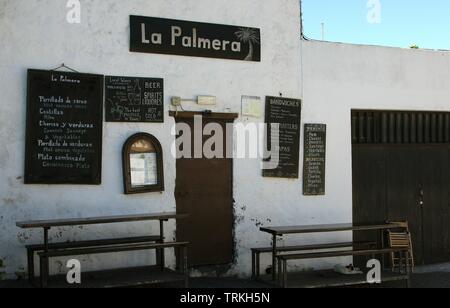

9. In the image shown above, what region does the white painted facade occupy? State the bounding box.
[0,0,449,279]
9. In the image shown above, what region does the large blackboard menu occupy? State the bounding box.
[263,96,302,179]
[25,69,104,185]
[105,76,164,123]
[303,124,327,195]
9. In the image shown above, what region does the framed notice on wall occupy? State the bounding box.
[303,124,327,196]
[263,96,302,179]
[25,69,104,185]
[105,76,164,123]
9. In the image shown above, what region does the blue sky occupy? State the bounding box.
[302,0,450,50]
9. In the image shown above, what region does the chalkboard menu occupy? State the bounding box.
[263,96,302,179]
[105,76,164,123]
[25,69,104,185]
[303,124,327,195]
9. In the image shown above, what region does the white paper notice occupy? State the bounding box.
[130,153,158,187]
[242,96,262,118]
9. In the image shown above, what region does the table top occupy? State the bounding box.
[260,222,404,236]
[16,212,189,229]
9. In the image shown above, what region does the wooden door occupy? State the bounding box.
[352,110,450,265]
[420,146,450,264]
[353,145,450,265]
[173,112,236,267]
[384,147,424,263]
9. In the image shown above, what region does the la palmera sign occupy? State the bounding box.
[142,24,242,52]
[130,16,261,62]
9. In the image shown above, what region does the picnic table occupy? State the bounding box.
[259,222,405,282]
[16,212,189,288]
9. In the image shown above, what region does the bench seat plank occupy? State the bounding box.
[38,266,186,288]
[260,222,404,235]
[39,242,190,258]
[251,241,376,253]
[26,236,162,251]
[277,248,411,288]
[17,212,188,229]
[278,248,409,261]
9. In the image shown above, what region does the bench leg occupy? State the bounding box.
[159,220,165,270]
[183,246,189,288]
[256,253,261,279]
[282,260,288,288]
[39,256,49,288]
[272,234,277,281]
[155,236,165,270]
[251,252,255,280]
[380,230,386,270]
[405,251,411,288]
[400,251,405,274]
[176,246,181,272]
[278,259,282,287]
[156,248,162,268]
[27,249,35,286]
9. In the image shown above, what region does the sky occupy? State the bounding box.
[302,0,450,50]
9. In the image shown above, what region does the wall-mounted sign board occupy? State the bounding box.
[263,96,302,179]
[130,15,261,62]
[105,76,164,123]
[303,124,327,195]
[25,69,104,185]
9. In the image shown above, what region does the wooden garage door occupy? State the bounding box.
[352,110,450,265]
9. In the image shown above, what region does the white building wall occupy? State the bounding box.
[300,40,450,271]
[0,0,303,279]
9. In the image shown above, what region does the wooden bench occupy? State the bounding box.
[276,248,411,288]
[38,241,189,288]
[26,235,162,285]
[16,212,189,288]
[251,241,376,279]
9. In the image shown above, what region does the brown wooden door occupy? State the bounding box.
[420,146,450,264]
[384,147,425,263]
[173,113,236,267]
[353,145,450,265]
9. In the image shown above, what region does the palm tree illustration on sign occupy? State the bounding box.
[235,27,260,61]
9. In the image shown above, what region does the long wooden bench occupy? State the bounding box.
[17,212,189,288]
[26,235,162,285]
[251,241,376,279]
[38,241,189,288]
[276,248,411,288]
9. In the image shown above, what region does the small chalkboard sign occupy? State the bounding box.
[25,69,104,185]
[263,96,302,179]
[303,124,327,195]
[105,76,164,123]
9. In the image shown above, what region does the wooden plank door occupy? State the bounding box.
[420,146,450,264]
[385,147,424,264]
[173,113,236,267]
[353,145,450,265]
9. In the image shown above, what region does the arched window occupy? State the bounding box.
[122,133,164,194]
